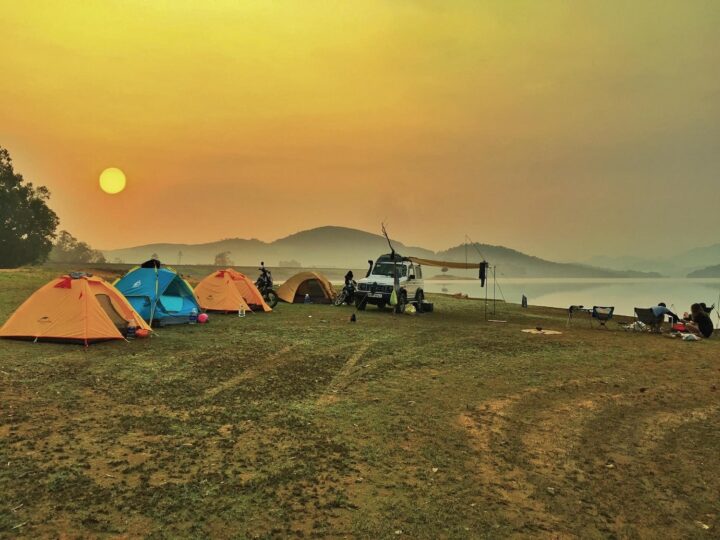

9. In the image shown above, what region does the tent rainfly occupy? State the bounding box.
[195,269,271,312]
[0,273,151,345]
[114,259,200,326]
[276,271,336,304]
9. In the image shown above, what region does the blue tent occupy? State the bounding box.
[114,260,200,326]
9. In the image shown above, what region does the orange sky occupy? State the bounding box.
[2,1,719,260]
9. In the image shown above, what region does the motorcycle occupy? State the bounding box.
[255,262,279,308]
[334,278,357,306]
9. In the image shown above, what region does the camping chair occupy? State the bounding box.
[634,308,664,333]
[567,305,592,327]
[591,306,614,329]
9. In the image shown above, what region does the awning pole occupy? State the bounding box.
[484,274,488,321]
[493,266,497,316]
[148,266,159,327]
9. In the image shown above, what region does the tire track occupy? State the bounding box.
[317,340,375,405]
[203,345,295,399]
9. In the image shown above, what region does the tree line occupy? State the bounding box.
[0,146,105,268]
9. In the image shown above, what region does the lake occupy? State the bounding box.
[423,278,720,318]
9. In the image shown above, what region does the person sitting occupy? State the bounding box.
[344,270,354,287]
[651,302,680,325]
[684,303,714,338]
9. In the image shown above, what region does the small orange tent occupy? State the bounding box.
[195,269,271,312]
[0,274,151,345]
[276,271,336,304]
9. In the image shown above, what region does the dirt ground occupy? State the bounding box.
[1,267,719,538]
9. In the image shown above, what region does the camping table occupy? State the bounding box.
[567,305,593,327]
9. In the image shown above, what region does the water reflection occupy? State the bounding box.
[424,278,720,317]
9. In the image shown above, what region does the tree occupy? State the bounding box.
[50,230,106,263]
[0,146,59,267]
[214,251,233,266]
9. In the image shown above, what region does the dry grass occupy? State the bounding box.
[1,266,719,538]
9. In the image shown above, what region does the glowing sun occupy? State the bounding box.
[99,167,126,194]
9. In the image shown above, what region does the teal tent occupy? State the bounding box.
[114,259,200,326]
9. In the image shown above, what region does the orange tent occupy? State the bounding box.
[276,271,336,304]
[0,274,151,345]
[195,269,271,312]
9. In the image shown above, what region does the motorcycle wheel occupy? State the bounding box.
[334,291,348,306]
[265,290,279,308]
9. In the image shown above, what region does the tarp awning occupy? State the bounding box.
[407,257,483,269]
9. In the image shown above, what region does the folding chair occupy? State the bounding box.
[591,306,614,329]
[634,308,664,333]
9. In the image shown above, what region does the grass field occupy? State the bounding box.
[1,267,719,538]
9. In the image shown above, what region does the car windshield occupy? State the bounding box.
[372,262,407,277]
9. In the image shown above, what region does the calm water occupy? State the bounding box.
[423,278,720,318]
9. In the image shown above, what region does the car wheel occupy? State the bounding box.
[415,289,424,312]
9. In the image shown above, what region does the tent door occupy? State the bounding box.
[295,280,329,303]
[95,294,129,330]
[160,295,184,313]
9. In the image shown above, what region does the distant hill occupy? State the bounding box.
[438,244,661,278]
[677,243,720,269]
[687,264,720,278]
[102,226,435,269]
[585,243,720,277]
[102,225,660,278]
[584,255,677,276]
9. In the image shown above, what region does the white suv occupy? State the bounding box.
[355,253,424,312]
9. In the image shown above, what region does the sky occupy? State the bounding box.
[2,0,719,261]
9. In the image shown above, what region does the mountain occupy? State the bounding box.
[438,244,660,278]
[687,264,720,278]
[103,238,267,267]
[102,226,435,269]
[102,225,660,278]
[583,255,677,276]
[674,244,720,273]
[271,227,435,268]
[585,243,720,277]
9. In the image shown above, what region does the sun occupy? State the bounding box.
[99,167,126,194]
